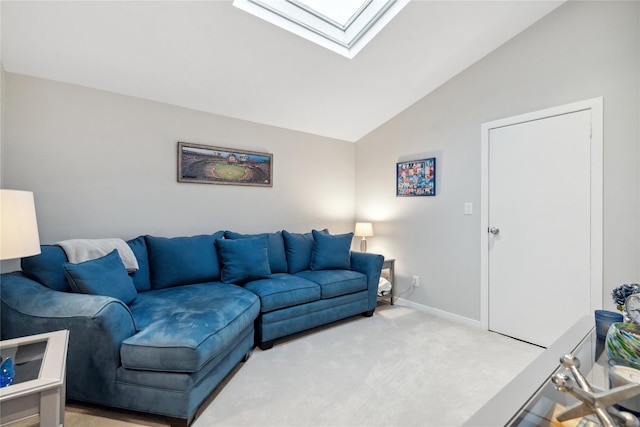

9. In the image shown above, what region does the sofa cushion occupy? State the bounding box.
[145,232,223,289]
[224,231,288,273]
[63,249,138,304]
[243,273,321,313]
[282,229,329,274]
[127,236,151,292]
[310,230,353,270]
[20,245,70,292]
[295,269,367,299]
[216,236,272,284]
[122,282,260,372]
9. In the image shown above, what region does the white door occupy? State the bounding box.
[481,99,603,348]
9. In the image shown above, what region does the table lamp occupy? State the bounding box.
[354,222,373,252]
[1,190,41,260]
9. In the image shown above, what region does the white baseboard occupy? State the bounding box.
[394,297,482,329]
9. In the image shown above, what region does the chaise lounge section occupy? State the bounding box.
[0,229,383,425]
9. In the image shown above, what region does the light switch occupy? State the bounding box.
[464,202,473,215]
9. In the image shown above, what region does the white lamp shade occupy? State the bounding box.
[354,222,373,237]
[1,190,41,260]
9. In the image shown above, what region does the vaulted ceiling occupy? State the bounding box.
[1,1,564,142]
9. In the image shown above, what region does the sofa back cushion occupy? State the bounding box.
[146,232,223,289]
[224,231,288,273]
[63,249,138,304]
[126,236,151,292]
[216,235,271,284]
[282,229,328,274]
[310,230,353,270]
[21,245,71,292]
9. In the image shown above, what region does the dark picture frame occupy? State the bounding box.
[396,158,436,197]
[178,142,273,187]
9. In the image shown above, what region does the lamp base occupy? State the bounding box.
[360,238,367,253]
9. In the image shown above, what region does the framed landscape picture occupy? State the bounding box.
[396,158,436,197]
[178,142,273,187]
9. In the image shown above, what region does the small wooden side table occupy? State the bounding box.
[0,330,69,427]
[380,258,396,305]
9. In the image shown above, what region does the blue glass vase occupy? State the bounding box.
[595,309,623,340]
[0,357,15,387]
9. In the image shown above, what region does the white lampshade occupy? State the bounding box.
[354,222,373,237]
[1,190,41,260]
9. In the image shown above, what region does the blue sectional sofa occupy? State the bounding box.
[0,229,384,426]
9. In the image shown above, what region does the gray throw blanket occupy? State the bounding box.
[56,238,139,272]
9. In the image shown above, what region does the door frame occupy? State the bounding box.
[480,97,604,331]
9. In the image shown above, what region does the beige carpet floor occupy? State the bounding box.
[8,304,543,427]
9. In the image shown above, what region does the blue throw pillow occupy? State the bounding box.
[215,236,271,284]
[224,231,288,273]
[63,249,137,304]
[310,230,353,270]
[145,232,223,289]
[282,229,329,274]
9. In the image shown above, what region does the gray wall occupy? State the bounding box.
[2,1,639,322]
[1,72,356,271]
[355,1,640,318]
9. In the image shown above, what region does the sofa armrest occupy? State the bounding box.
[0,272,137,405]
[350,252,384,311]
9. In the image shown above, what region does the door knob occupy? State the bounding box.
[489,227,500,235]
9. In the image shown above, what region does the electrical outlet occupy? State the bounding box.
[412,275,420,287]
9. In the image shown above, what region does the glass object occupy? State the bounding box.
[608,359,640,414]
[605,322,640,369]
[595,309,623,340]
[0,340,47,386]
[0,357,15,387]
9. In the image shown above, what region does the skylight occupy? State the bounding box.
[295,0,368,27]
[233,0,409,58]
